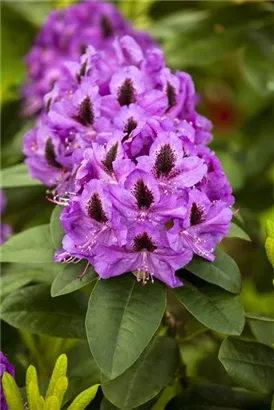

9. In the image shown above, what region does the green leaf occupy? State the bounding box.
[1,284,87,338]
[247,314,274,348]
[272,396,274,410]
[65,342,101,405]
[2,372,24,410]
[102,336,179,410]
[44,396,60,410]
[86,275,166,380]
[219,337,274,394]
[50,205,64,248]
[6,1,54,26]
[173,275,245,335]
[51,262,97,297]
[1,271,34,299]
[265,221,274,268]
[185,248,242,294]
[266,220,274,239]
[0,163,42,187]
[228,222,251,242]
[174,382,271,410]
[1,225,54,263]
[1,4,36,103]
[67,384,99,410]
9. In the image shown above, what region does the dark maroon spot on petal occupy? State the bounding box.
[123,117,137,141]
[133,232,157,252]
[46,97,52,113]
[87,193,108,223]
[133,179,154,209]
[118,79,136,106]
[76,59,88,83]
[45,138,63,169]
[74,96,94,126]
[101,15,114,38]
[190,202,204,225]
[154,144,176,178]
[102,142,119,174]
[79,44,87,56]
[166,82,176,110]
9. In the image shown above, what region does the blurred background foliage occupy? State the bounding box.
[1,0,274,407]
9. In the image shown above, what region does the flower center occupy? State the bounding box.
[133,232,157,252]
[87,193,108,222]
[154,144,176,178]
[45,138,63,169]
[74,96,94,126]
[100,15,113,38]
[118,79,136,106]
[133,179,154,209]
[101,142,119,174]
[190,202,204,225]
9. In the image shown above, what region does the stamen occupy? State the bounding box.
[118,79,136,106]
[77,261,90,279]
[133,179,154,209]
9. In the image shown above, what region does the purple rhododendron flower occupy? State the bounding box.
[22,7,234,287]
[0,190,12,245]
[0,352,15,410]
[22,0,155,116]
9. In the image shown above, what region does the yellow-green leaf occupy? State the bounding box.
[46,354,68,398]
[28,381,41,410]
[2,372,24,410]
[67,384,100,410]
[44,396,60,410]
[52,376,68,405]
[266,220,274,239]
[266,237,274,268]
[26,365,40,410]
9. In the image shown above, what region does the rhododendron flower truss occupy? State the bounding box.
[23,24,234,287]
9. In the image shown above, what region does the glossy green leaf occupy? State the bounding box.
[219,337,274,394]
[228,222,251,242]
[51,262,97,297]
[1,225,54,263]
[1,284,87,339]
[0,163,42,187]
[247,314,274,347]
[185,248,242,294]
[102,336,179,410]
[86,275,166,379]
[173,276,245,335]
[50,205,64,249]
